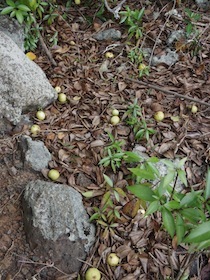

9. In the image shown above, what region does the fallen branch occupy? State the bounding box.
[104,0,127,19]
[39,35,57,66]
[122,76,210,108]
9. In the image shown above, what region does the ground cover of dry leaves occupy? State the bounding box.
[0,0,210,279]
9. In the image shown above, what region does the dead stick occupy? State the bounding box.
[123,76,210,108]
[39,35,57,66]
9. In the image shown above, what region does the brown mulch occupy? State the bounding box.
[0,0,210,279]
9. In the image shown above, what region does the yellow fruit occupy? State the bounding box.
[111,116,120,125]
[139,63,146,70]
[107,253,120,266]
[154,111,164,122]
[105,52,114,58]
[70,41,76,45]
[58,93,67,104]
[26,52,36,60]
[74,0,81,4]
[85,268,101,280]
[112,109,119,116]
[36,110,46,121]
[30,124,40,135]
[48,169,60,181]
[191,105,198,113]
[55,86,61,93]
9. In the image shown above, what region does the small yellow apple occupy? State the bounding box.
[36,110,46,121]
[139,63,146,70]
[74,0,81,4]
[48,169,60,181]
[112,109,119,116]
[191,105,198,113]
[105,52,114,58]
[154,111,164,122]
[70,40,76,45]
[55,86,61,93]
[107,253,120,266]
[30,124,40,135]
[85,268,101,280]
[111,116,120,125]
[58,93,67,104]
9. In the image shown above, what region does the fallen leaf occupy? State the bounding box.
[26,52,36,60]
[122,198,141,218]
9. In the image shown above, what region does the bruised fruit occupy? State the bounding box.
[30,124,40,135]
[107,253,120,266]
[85,268,101,280]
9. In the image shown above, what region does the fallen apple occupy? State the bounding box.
[139,63,146,70]
[107,253,120,266]
[30,124,40,135]
[154,111,164,122]
[36,110,46,121]
[58,93,67,104]
[85,268,101,280]
[105,52,114,58]
[55,86,61,93]
[74,0,81,4]
[191,105,198,113]
[111,116,120,125]
[112,109,119,116]
[48,169,60,181]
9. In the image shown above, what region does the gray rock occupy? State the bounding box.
[20,136,52,171]
[167,30,185,46]
[133,145,184,193]
[195,0,210,9]
[151,48,179,66]
[0,31,57,124]
[0,15,25,51]
[22,180,95,274]
[93,28,121,41]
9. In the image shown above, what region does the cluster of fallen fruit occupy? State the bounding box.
[86,253,120,280]
[29,85,199,279]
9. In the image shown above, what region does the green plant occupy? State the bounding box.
[87,174,126,238]
[128,47,150,77]
[120,6,145,40]
[1,0,58,50]
[99,132,126,172]
[185,8,201,38]
[184,8,201,56]
[126,99,155,141]
[127,157,210,250]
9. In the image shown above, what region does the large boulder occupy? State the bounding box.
[0,31,57,125]
[22,180,96,274]
[0,15,25,51]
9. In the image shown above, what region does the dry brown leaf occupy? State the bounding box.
[58,149,70,162]
[90,140,105,148]
[122,198,141,218]
[118,81,127,91]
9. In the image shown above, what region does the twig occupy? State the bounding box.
[104,0,127,19]
[32,15,57,66]
[39,35,57,66]
[122,76,210,108]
